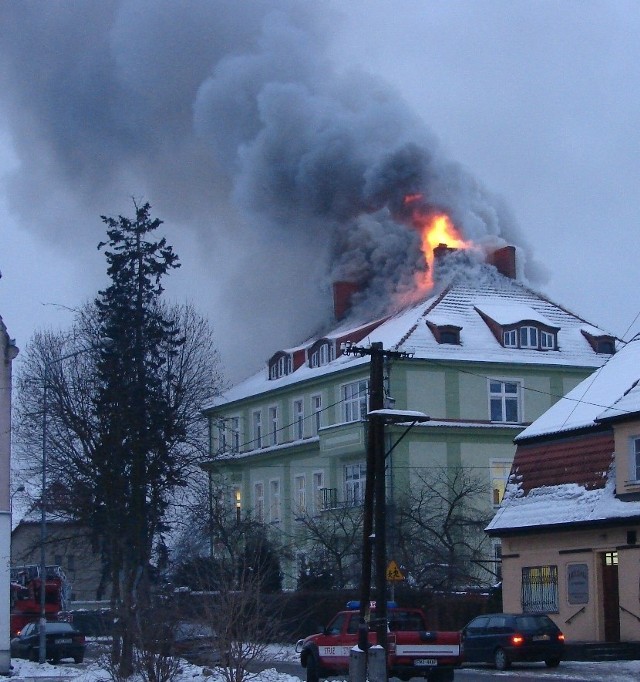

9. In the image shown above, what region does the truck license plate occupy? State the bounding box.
[414,659,437,666]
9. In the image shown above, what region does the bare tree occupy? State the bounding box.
[393,467,493,590]
[294,504,364,590]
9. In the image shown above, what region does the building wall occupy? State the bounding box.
[208,358,598,590]
[11,522,104,603]
[501,525,640,642]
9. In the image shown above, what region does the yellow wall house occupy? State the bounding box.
[488,335,640,643]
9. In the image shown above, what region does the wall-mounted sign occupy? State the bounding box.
[567,563,589,604]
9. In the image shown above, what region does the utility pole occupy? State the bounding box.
[342,342,417,659]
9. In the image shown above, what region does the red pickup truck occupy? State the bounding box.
[295,602,461,682]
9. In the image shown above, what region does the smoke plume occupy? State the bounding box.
[0,0,538,379]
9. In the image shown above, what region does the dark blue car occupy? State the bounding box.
[461,613,564,670]
[10,621,86,663]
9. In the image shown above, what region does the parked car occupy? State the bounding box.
[461,613,564,670]
[10,621,86,663]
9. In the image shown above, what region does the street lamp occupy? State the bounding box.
[39,344,101,663]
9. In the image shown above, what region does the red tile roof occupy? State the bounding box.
[511,430,614,495]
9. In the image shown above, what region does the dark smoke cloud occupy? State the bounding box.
[0,0,539,380]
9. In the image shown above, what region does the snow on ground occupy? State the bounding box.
[7,645,640,682]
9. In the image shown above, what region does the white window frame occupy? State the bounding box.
[489,379,522,423]
[630,436,640,482]
[342,379,369,423]
[312,471,325,513]
[540,330,555,350]
[490,459,512,507]
[229,416,240,452]
[268,405,279,446]
[344,462,366,506]
[294,474,306,514]
[519,325,538,348]
[293,398,304,440]
[269,479,281,523]
[252,409,262,448]
[503,329,517,347]
[217,421,227,452]
[312,394,323,435]
[253,481,264,522]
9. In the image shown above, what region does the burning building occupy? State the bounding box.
[202,240,617,591]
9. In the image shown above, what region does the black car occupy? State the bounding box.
[461,613,564,670]
[10,621,86,663]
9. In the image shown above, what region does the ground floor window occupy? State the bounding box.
[522,565,559,612]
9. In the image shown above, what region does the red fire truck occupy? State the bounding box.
[10,564,70,636]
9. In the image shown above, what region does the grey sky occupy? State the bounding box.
[1,1,639,382]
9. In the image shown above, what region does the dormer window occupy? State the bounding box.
[519,326,538,348]
[503,330,517,347]
[426,321,462,345]
[309,340,335,368]
[268,352,292,380]
[581,330,616,355]
[499,323,557,350]
[475,304,560,352]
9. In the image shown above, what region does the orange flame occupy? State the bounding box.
[404,195,474,291]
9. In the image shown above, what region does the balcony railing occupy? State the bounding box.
[319,487,363,511]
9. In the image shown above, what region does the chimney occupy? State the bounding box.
[433,243,458,263]
[333,281,359,321]
[487,245,516,279]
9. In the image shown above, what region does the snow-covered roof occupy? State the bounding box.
[205,266,615,410]
[515,335,640,441]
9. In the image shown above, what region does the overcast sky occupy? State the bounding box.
[1,1,639,383]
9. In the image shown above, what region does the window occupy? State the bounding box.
[253,482,264,522]
[269,479,281,523]
[489,380,521,423]
[313,471,325,513]
[519,326,538,348]
[293,399,304,440]
[310,341,334,368]
[312,394,323,434]
[268,406,279,446]
[521,565,559,613]
[230,416,240,452]
[294,474,306,513]
[540,330,555,349]
[490,459,512,506]
[344,463,366,506]
[252,410,262,448]
[492,542,502,581]
[269,353,292,379]
[342,380,369,423]
[503,329,517,347]
[217,422,227,452]
[631,437,640,481]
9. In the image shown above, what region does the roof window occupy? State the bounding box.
[309,340,335,368]
[268,352,293,380]
[581,330,616,355]
[426,321,462,345]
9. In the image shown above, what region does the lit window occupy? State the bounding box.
[253,482,264,522]
[490,460,512,506]
[519,326,538,348]
[521,565,559,613]
[604,551,618,566]
[342,380,369,423]
[344,463,366,506]
[503,329,517,347]
[252,410,262,448]
[293,399,304,440]
[489,380,521,423]
[631,437,640,481]
[269,479,281,523]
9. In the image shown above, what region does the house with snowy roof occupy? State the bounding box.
[203,246,617,590]
[487,335,640,644]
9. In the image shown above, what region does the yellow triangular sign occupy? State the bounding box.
[386,560,405,582]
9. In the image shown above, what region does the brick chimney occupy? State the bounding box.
[333,281,359,320]
[487,245,516,279]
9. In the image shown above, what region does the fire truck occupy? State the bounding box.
[10,564,70,636]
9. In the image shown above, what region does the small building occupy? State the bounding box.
[0,316,18,673]
[487,335,640,642]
